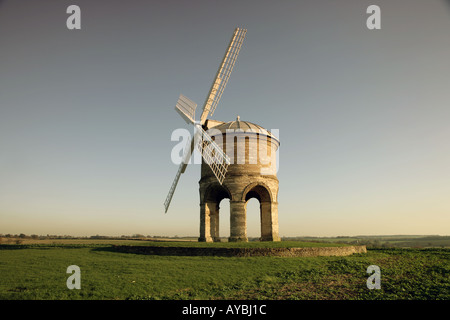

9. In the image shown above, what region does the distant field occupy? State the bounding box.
[3,235,449,248]
[0,240,448,300]
[283,235,450,248]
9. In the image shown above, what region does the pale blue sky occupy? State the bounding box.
[1,0,449,237]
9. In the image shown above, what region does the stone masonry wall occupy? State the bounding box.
[113,245,367,257]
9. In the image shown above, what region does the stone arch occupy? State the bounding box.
[202,183,232,204]
[240,182,280,242]
[241,181,274,203]
[199,183,231,242]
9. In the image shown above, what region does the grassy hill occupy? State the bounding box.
[0,239,448,300]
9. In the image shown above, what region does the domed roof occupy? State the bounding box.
[207,116,279,144]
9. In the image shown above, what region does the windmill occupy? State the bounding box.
[164,27,247,213]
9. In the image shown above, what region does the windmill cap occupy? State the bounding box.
[207,118,280,145]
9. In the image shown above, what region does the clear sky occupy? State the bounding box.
[1,0,449,237]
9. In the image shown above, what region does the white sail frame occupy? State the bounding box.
[195,126,230,185]
[175,94,197,124]
[200,28,247,124]
[164,27,246,213]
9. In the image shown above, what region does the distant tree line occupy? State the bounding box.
[0,233,190,240]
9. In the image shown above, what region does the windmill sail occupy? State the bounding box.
[163,159,184,213]
[175,94,197,125]
[164,125,230,212]
[200,27,247,124]
[195,126,230,185]
[164,136,193,213]
[164,27,246,213]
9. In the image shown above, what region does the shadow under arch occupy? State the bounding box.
[241,181,274,203]
[202,182,232,204]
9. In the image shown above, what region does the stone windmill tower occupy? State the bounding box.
[164,28,280,242]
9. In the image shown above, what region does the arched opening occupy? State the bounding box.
[244,185,272,203]
[242,183,279,242]
[200,183,231,242]
[246,198,260,239]
[218,198,230,241]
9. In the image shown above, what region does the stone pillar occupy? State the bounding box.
[260,201,281,241]
[211,204,221,242]
[229,200,248,242]
[199,202,216,242]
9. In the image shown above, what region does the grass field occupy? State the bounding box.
[284,235,450,248]
[0,240,449,300]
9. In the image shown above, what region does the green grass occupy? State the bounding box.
[0,242,448,300]
[284,235,450,248]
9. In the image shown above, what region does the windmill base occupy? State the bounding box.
[198,236,250,242]
[198,236,281,243]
